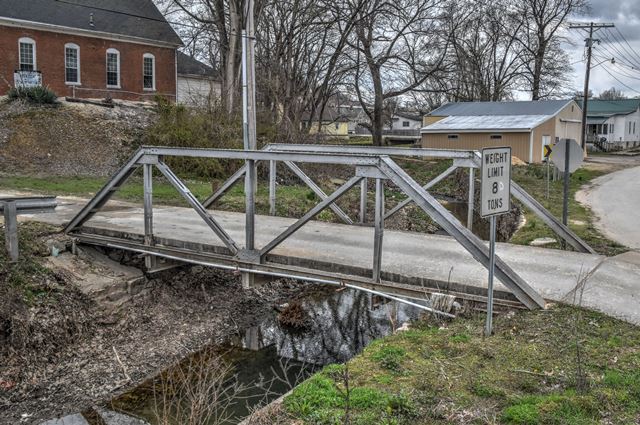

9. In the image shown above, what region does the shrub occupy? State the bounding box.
[7,86,58,105]
[143,97,243,179]
[372,346,406,372]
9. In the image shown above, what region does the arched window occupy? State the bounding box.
[64,43,80,84]
[18,37,36,71]
[142,53,155,91]
[106,48,120,88]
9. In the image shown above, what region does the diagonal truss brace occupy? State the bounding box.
[155,159,240,255]
[202,164,247,209]
[260,176,363,258]
[385,164,458,220]
[377,156,545,309]
[65,149,144,233]
[284,161,353,225]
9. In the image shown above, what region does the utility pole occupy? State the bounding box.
[242,0,258,288]
[569,22,615,151]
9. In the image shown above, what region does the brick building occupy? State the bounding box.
[0,0,183,101]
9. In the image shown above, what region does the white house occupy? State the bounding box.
[390,111,423,131]
[587,99,640,149]
[176,52,221,106]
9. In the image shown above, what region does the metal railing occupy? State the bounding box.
[64,145,555,310]
[1,197,57,261]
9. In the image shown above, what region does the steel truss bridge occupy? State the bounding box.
[64,144,595,311]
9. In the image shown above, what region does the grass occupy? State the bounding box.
[0,158,626,255]
[0,222,65,306]
[282,305,640,424]
[510,164,627,256]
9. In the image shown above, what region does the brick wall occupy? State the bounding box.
[0,25,176,101]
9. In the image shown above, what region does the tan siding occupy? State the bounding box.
[421,132,531,162]
[423,116,446,126]
[555,101,584,157]
[531,117,555,162]
[530,101,584,162]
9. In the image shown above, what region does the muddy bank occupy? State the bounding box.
[0,226,309,424]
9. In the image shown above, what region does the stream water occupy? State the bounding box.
[109,287,425,424]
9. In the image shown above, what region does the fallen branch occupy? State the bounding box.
[112,346,132,382]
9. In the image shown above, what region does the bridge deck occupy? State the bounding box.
[11,194,640,324]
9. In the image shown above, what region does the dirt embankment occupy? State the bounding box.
[0,99,155,177]
[0,223,307,424]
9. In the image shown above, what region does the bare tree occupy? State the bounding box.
[444,0,526,101]
[516,0,588,100]
[349,0,450,146]
[256,0,364,139]
[166,0,262,114]
[598,86,627,100]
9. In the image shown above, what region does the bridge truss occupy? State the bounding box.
[65,145,594,311]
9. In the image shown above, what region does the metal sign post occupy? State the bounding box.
[544,144,553,200]
[480,147,512,337]
[550,139,583,249]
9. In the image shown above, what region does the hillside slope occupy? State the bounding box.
[0,99,155,177]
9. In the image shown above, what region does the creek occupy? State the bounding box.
[109,287,425,424]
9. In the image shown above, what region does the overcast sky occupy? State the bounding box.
[565,0,640,98]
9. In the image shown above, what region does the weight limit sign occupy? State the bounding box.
[481,147,512,218]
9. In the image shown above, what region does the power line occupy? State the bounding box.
[595,44,640,72]
[600,32,640,68]
[598,65,640,96]
[600,29,640,70]
[614,27,640,67]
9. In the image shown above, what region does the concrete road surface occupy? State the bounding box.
[578,165,640,249]
[2,191,640,325]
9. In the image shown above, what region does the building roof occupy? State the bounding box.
[421,115,552,133]
[428,99,574,117]
[177,51,219,79]
[0,0,182,46]
[586,99,640,117]
[394,111,423,121]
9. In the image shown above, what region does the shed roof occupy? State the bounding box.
[421,115,552,133]
[428,99,574,117]
[0,0,182,46]
[177,52,219,79]
[586,99,640,117]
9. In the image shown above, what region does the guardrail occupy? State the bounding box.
[1,197,57,262]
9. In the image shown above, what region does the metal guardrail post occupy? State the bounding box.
[467,167,475,231]
[143,163,156,269]
[373,178,385,282]
[269,160,277,216]
[3,201,19,262]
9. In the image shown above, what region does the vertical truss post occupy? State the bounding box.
[269,160,276,216]
[467,167,475,231]
[245,161,256,251]
[143,163,156,270]
[373,178,385,282]
[360,177,368,224]
[3,201,19,262]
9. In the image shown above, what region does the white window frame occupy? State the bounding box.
[142,53,156,91]
[106,48,121,89]
[64,43,81,85]
[18,37,36,71]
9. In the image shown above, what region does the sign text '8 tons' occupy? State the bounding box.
[481,147,512,218]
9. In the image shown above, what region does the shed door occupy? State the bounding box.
[542,135,551,161]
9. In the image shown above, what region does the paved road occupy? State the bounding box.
[3,191,640,325]
[578,165,640,249]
